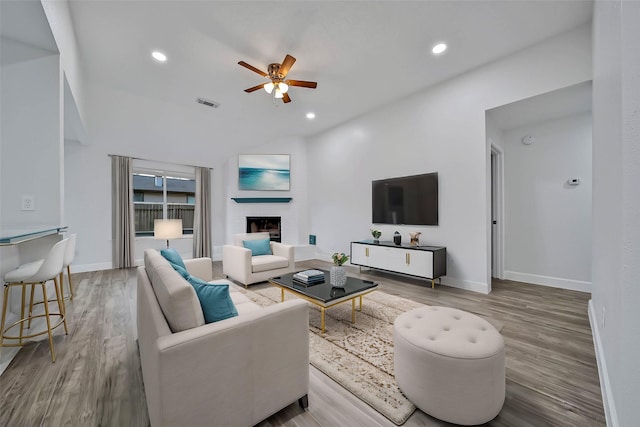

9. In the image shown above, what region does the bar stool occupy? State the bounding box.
[61,234,77,300]
[0,238,69,362]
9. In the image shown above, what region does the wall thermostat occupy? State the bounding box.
[568,178,581,185]
[522,135,535,145]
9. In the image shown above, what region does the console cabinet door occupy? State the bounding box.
[401,249,434,278]
[351,243,373,267]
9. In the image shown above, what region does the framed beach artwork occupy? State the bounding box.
[238,154,290,191]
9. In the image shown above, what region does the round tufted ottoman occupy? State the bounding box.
[394,306,505,425]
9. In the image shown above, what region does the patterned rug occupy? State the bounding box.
[237,286,424,425]
[237,285,503,425]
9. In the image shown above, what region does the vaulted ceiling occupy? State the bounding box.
[66,1,592,155]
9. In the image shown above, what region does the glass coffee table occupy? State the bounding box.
[269,270,378,333]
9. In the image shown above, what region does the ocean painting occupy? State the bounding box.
[238,154,290,191]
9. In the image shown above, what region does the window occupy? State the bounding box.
[133,166,196,237]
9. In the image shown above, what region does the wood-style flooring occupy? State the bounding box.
[0,260,605,426]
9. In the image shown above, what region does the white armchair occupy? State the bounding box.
[223,232,295,287]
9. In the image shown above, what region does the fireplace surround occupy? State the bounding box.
[246,216,281,242]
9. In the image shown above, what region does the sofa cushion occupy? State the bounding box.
[161,247,187,270]
[144,250,205,332]
[228,287,263,315]
[187,276,238,323]
[243,238,272,256]
[251,255,289,273]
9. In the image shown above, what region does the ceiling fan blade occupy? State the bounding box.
[286,80,318,89]
[244,83,266,93]
[279,54,296,77]
[238,61,268,77]
[282,92,292,103]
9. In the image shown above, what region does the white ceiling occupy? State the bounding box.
[67,1,593,152]
[488,81,593,131]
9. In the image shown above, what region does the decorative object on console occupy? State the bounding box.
[371,229,382,243]
[393,231,402,245]
[154,219,183,248]
[330,252,349,288]
[409,231,421,246]
[238,154,290,191]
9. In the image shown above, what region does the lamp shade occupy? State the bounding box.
[154,219,183,240]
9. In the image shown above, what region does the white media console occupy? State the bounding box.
[350,240,447,288]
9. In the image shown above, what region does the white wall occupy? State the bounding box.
[1,48,62,227]
[307,25,592,293]
[590,1,640,425]
[503,113,592,291]
[224,136,314,260]
[64,83,244,270]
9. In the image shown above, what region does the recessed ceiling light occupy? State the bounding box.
[152,51,167,62]
[306,112,316,119]
[431,43,447,55]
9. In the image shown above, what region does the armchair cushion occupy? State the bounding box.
[242,238,272,256]
[252,255,289,273]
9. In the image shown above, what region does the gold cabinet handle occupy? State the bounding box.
[365,247,369,257]
[406,252,410,265]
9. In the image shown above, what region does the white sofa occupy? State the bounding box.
[222,232,295,287]
[137,249,309,427]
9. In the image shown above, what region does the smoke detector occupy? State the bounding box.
[522,135,535,145]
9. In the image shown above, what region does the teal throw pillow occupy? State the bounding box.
[242,238,272,256]
[163,251,238,323]
[161,247,187,270]
[187,276,239,323]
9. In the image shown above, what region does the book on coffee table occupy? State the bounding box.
[293,269,325,284]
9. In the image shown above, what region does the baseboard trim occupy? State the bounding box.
[440,277,490,294]
[588,299,618,427]
[504,271,591,292]
[73,262,113,273]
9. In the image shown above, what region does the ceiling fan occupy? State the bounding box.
[238,54,317,103]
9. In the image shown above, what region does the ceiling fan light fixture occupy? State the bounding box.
[278,82,289,94]
[264,82,275,94]
[274,87,284,99]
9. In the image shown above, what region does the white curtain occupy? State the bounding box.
[193,167,212,258]
[111,155,135,268]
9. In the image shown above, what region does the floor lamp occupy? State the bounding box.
[154,219,183,248]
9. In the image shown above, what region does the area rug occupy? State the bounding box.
[235,286,425,424]
[237,285,503,425]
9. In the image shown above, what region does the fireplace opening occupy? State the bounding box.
[246,216,281,242]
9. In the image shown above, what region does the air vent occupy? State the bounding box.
[196,98,220,108]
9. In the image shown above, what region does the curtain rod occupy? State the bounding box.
[108,153,214,170]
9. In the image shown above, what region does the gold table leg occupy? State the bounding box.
[359,295,363,311]
[431,279,435,289]
[321,307,326,333]
[351,298,356,323]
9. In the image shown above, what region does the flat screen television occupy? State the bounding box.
[372,172,438,226]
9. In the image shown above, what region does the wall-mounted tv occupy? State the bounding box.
[372,172,438,226]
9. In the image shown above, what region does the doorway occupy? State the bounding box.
[491,144,504,279]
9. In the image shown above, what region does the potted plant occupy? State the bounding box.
[370,229,382,243]
[330,252,349,287]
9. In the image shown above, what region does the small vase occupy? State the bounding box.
[330,266,347,288]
